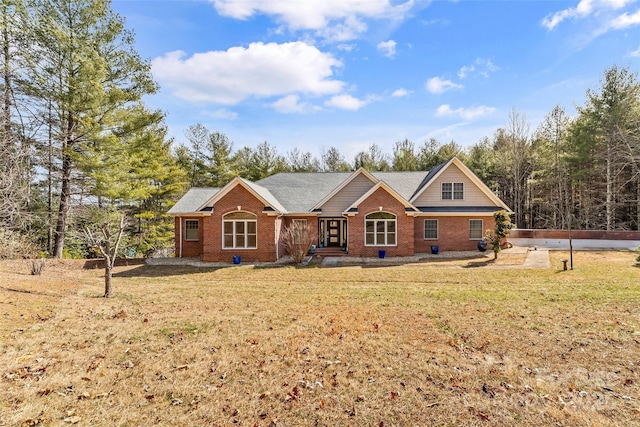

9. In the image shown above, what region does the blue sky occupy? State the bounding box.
[111,0,640,160]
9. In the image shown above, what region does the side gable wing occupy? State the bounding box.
[410,157,511,212]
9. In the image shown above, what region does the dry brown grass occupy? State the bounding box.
[1,252,639,426]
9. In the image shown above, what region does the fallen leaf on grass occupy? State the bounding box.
[20,417,45,427]
[343,407,357,417]
[476,412,490,421]
[285,386,300,402]
[86,356,104,372]
[113,310,127,319]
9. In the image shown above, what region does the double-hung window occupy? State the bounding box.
[469,219,483,240]
[424,219,438,240]
[184,220,199,241]
[365,212,396,246]
[223,212,257,249]
[441,182,464,200]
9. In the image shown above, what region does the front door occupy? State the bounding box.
[327,219,341,247]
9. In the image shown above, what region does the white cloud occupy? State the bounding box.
[271,95,309,113]
[325,94,369,111]
[457,58,499,79]
[630,46,640,56]
[377,40,397,58]
[151,42,344,105]
[205,108,238,120]
[426,77,463,94]
[457,65,475,79]
[210,0,415,41]
[609,8,640,28]
[435,104,496,120]
[336,43,357,52]
[391,88,412,97]
[542,0,635,30]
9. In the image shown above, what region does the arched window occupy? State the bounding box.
[365,212,396,246]
[223,212,257,249]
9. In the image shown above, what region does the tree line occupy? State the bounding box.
[175,64,640,234]
[2,1,639,261]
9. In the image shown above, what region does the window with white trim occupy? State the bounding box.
[365,212,396,246]
[223,212,257,249]
[424,219,438,240]
[441,182,464,200]
[184,220,199,241]
[469,219,483,239]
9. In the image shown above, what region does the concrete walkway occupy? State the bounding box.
[521,249,550,268]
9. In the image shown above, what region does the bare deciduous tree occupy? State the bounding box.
[84,213,127,298]
[280,221,314,264]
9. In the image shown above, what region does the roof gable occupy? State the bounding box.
[310,168,378,211]
[409,157,511,211]
[345,181,417,213]
[199,177,287,213]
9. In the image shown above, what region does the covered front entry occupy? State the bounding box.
[318,218,347,248]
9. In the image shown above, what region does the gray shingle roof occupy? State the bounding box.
[256,172,352,212]
[240,178,288,213]
[168,187,220,214]
[370,171,431,201]
[168,159,491,215]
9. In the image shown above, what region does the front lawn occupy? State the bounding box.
[1,252,638,426]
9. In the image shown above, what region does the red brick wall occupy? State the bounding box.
[347,188,415,257]
[202,185,278,263]
[413,216,496,252]
[174,216,204,258]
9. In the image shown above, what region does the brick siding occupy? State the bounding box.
[202,185,278,263]
[347,187,415,257]
[174,216,204,257]
[413,216,497,252]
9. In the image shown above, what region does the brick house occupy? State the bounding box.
[168,157,512,262]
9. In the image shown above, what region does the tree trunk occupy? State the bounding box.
[47,102,54,254]
[606,139,613,231]
[53,148,72,258]
[104,262,113,298]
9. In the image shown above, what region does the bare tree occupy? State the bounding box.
[280,221,314,264]
[84,213,127,298]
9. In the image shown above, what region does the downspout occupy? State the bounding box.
[276,214,283,260]
[178,216,183,258]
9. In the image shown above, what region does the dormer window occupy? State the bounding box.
[442,182,464,200]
